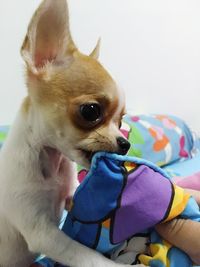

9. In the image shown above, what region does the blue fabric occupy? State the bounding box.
[72,156,124,222]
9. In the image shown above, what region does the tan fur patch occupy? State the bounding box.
[25,52,119,131]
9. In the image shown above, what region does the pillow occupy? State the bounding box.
[122,114,194,166]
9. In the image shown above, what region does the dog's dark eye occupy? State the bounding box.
[80,103,102,122]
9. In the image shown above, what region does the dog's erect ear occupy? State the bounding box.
[21,0,76,73]
[90,38,101,60]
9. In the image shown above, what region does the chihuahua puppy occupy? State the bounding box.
[0,0,145,266]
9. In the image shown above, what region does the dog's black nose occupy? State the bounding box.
[117,137,131,155]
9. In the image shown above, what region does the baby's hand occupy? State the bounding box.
[156,188,200,265]
[156,219,200,265]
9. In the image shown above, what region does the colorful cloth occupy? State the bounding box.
[63,152,200,266]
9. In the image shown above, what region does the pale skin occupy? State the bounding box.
[156,189,200,265]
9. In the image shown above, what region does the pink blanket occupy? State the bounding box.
[174,172,200,191]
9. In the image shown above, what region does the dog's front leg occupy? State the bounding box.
[22,221,141,267]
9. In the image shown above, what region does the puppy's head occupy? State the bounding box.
[21,0,130,168]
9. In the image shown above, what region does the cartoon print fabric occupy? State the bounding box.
[63,152,200,267]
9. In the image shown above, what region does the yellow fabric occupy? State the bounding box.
[139,241,172,267]
[163,185,190,223]
[124,161,137,172]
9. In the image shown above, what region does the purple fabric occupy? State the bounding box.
[112,165,173,243]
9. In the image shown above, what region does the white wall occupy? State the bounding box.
[0,0,200,133]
